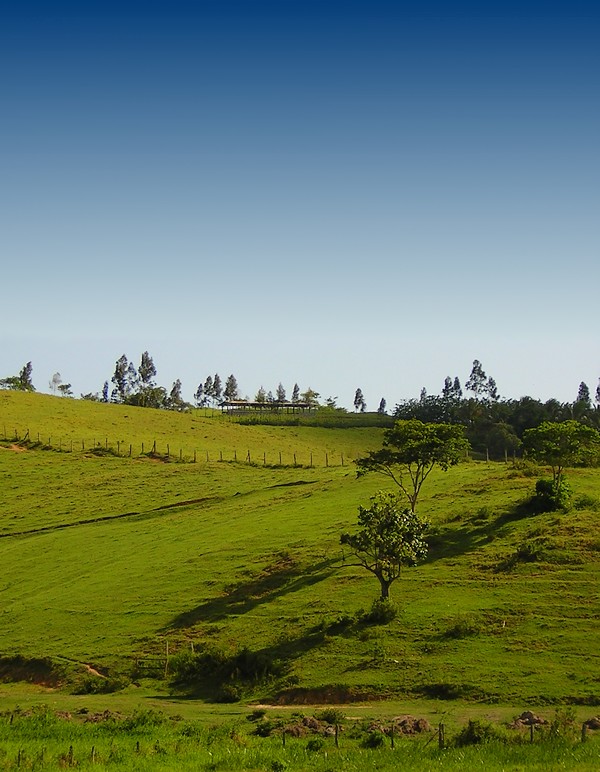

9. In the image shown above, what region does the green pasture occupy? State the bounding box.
[1,391,600,718]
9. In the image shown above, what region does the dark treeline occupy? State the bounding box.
[394,360,600,459]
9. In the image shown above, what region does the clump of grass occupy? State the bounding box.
[453,719,509,746]
[573,494,600,511]
[442,613,485,639]
[314,707,345,725]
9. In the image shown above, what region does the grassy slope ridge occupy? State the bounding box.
[1,392,600,706]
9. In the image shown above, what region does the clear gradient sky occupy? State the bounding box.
[2,1,599,408]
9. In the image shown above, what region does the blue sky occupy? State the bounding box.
[2,1,599,407]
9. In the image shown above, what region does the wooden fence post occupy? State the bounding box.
[167,444,170,457]
[582,722,588,743]
[194,450,197,463]
[438,723,445,749]
[326,453,328,467]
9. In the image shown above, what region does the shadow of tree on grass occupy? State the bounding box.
[167,554,337,630]
[425,498,536,563]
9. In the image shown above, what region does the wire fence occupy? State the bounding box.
[1,427,349,468]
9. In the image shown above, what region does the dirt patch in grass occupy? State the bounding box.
[0,656,66,687]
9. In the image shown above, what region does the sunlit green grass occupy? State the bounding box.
[1,391,600,715]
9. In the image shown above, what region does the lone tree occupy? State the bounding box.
[356,419,469,512]
[341,491,428,600]
[354,388,366,413]
[523,420,600,495]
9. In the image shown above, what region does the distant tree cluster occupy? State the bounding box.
[79,352,189,411]
[0,362,35,392]
[393,360,600,459]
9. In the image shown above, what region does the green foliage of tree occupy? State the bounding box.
[356,419,469,512]
[340,491,428,600]
[276,382,286,402]
[255,386,267,403]
[57,383,73,397]
[300,387,320,406]
[167,379,187,411]
[291,383,300,403]
[353,388,366,413]
[0,362,35,392]
[377,397,387,415]
[138,351,157,388]
[193,382,205,407]
[212,373,223,403]
[577,381,591,407]
[224,374,239,401]
[110,355,129,402]
[523,420,600,493]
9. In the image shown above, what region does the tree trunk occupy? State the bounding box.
[379,578,391,600]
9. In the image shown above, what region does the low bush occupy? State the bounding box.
[531,478,571,513]
[361,730,385,748]
[442,613,484,639]
[360,599,398,625]
[314,707,345,725]
[453,719,508,746]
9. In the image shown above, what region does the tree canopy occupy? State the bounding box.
[356,419,469,512]
[341,491,428,600]
[0,361,35,392]
[523,420,600,490]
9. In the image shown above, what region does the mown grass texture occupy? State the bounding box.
[1,391,600,711]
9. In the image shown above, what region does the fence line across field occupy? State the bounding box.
[3,427,347,468]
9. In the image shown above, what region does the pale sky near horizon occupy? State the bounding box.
[2,1,599,408]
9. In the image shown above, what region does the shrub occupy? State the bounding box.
[73,674,129,694]
[442,613,484,639]
[361,599,398,625]
[216,684,242,703]
[361,731,385,748]
[454,719,507,746]
[532,478,571,513]
[247,709,267,722]
[306,737,325,752]
[315,708,345,725]
[541,707,578,741]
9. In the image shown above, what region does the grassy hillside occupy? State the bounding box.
[1,391,600,710]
